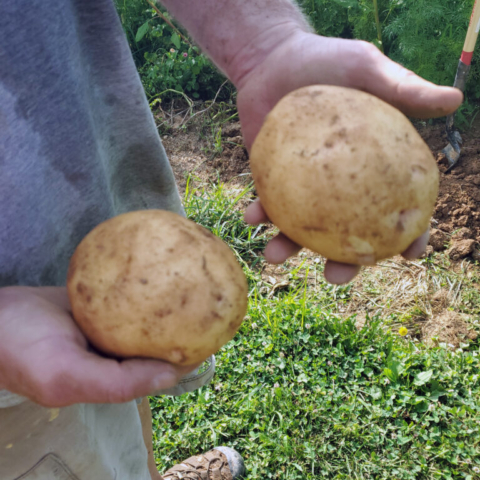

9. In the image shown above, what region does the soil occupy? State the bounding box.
[415,121,480,249]
[161,122,250,194]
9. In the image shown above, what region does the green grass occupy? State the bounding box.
[151,183,480,479]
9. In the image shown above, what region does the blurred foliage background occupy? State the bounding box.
[115,0,479,112]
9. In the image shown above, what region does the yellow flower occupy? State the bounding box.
[399,327,408,336]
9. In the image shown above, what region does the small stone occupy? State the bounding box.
[447,239,475,260]
[429,229,448,251]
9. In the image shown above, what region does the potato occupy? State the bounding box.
[67,210,248,366]
[250,85,438,265]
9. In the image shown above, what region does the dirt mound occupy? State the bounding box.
[422,310,477,348]
[417,121,480,250]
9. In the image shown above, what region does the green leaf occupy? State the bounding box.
[135,21,149,43]
[171,32,181,49]
[414,370,433,386]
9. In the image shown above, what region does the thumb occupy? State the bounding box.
[352,44,463,118]
[35,345,193,407]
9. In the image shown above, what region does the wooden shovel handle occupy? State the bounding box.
[460,0,480,65]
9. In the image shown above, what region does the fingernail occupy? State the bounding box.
[151,370,178,391]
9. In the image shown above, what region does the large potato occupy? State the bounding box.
[250,85,439,265]
[67,210,248,366]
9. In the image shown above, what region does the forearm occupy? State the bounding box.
[158,0,312,87]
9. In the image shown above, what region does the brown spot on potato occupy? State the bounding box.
[330,115,340,126]
[411,164,427,174]
[139,278,148,285]
[199,228,215,239]
[324,141,334,148]
[154,309,172,318]
[303,225,327,232]
[181,293,188,307]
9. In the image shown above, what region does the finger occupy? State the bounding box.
[355,45,463,119]
[35,346,193,407]
[402,230,430,260]
[323,261,361,285]
[244,199,269,225]
[264,234,302,264]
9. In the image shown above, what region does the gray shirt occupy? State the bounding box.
[0,2,188,478]
[0,0,183,288]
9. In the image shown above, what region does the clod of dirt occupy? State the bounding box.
[430,289,451,313]
[422,311,477,349]
[424,245,434,257]
[447,239,476,260]
[452,227,473,240]
[429,228,448,251]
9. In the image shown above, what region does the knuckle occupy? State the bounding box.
[357,40,381,61]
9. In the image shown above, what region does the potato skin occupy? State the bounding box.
[67,210,248,366]
[250,85,439,265]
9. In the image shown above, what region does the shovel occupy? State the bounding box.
[442,0,480,172]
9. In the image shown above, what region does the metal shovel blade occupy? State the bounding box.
[442,129,463,172]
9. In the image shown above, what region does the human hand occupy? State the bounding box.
[237,33,462,284]
[0,287,194,407]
